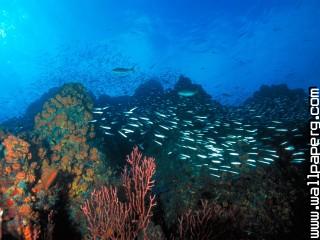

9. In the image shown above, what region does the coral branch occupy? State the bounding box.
[122,146,156,232]
[173,200,239,240]
[81,147,156,240]
[81,187,131,240]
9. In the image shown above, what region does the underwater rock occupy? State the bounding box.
[239,84,308,123]
[199,160,305,239]
[0,79,309,239]
[0,134,42,239]
[171,200,243,240]
[89,78,306,236]
[145,221,166,240]
[0,117,28,135]
[249,84,306,100]
[32,83,109,232]
[0,87,61,134]
[133,79,165,99]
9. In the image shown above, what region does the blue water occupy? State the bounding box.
[0,0,319,122]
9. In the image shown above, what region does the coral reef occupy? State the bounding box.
[0,81,308,239]
[199,165,301,238]
[156,155,305,239]
[0,83,109,239]
[0,135,41,239]
[32,83,108,229]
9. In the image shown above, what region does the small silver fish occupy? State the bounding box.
[118,131,127,138]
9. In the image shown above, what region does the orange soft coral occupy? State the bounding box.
[16,172,26,181]
[18,204,33,217]
[12,163,21,171]
[4,166,12,175]
[2,135,31,163]
[22,224,40,240]
[32,83,106,229]
[89,148,99,161]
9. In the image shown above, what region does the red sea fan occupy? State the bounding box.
[173,200,241,240]
[81,147,156,240]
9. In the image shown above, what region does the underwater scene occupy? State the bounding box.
[0,0,319,239]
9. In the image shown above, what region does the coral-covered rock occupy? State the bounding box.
[195,163,303,239]
[171,200,242,240]
[2,135,32,163]
[33,83,108,229]
[157,150,304,239]
[0,135,40,239]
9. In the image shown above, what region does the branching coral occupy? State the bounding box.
[82,147,156,240]
[82,186,131,240]
[172,200,241,240]
[122,147,157,233]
